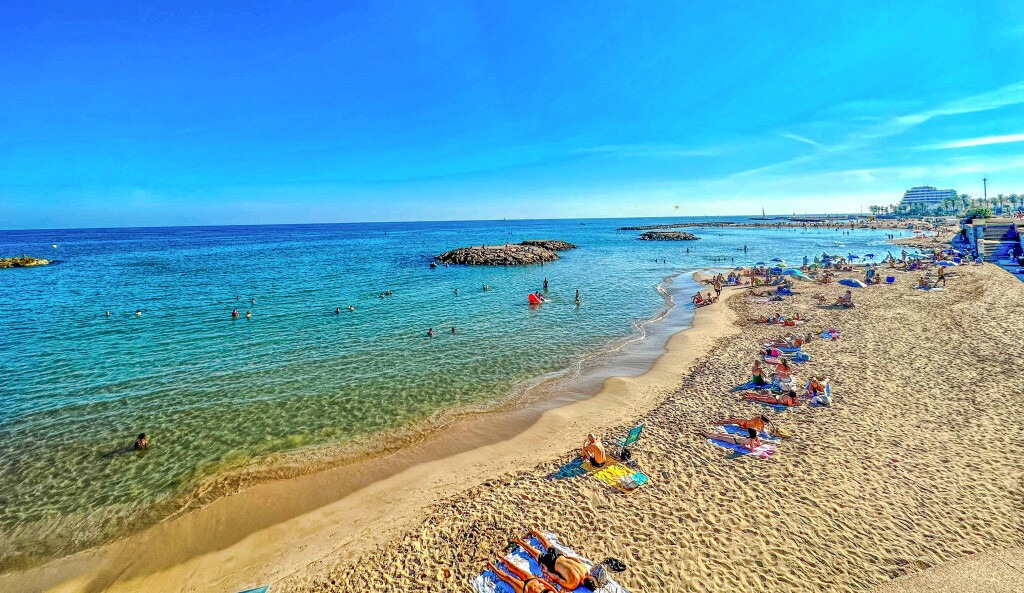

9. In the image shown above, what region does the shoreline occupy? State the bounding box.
[0,272,738,593]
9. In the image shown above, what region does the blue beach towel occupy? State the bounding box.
[706,434,776,459]
[548,457,589,480]
[721,424,781,443]
[238,587,270,593]
[472,533,631,593]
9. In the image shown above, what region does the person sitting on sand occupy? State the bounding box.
[774,358,794,388]
[703,427,762,452]
[134,433,149,450]
[580,433,607,466]
[751,360,769,386]
[486,558,558,593]
[712,415,776,436]
[691,292,704,305]
[834,290,855,307]
[512,528,597,591]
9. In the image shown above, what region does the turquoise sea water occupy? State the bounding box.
[0,217,908,569]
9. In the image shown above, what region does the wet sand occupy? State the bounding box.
[7,259,1024,593]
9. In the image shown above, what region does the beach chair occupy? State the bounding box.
[613,424,644,460]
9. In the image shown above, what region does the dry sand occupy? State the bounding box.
[276,262,1024,592]
[5,258,1023,593]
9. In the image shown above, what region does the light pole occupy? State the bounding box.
[983,177,987,202]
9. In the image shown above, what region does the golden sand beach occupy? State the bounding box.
[4,253,1023,593]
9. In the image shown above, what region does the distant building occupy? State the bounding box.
[900,186,957,210]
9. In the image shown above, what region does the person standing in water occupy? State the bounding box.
[543,278,549,291]
[135,309,143,317]
[427,328,434,337]
[134,433,149,450]
[575,289,581,303]
[232,309,239,319]
[245,310,252,319]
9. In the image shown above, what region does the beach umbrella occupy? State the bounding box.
[755,261,766,266]
[937,260,957,266]
[847,254,860,260]
[838,278,867,288]
[865,253,876,260]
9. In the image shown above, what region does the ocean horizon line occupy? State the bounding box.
[0,212,868,233]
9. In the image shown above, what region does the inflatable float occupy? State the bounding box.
[527,293,543,304]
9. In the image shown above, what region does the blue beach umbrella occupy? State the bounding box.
[847,254,860,260]
[755,261,766,266]
[937,260,957,266]
[865,253,876,260]
[839,278,867,288]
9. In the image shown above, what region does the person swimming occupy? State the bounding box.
[450,326,457,334]
[335,307,341,314]
[245,310,252,319]
[454,288,459,295]
[427,328,434,337]
[134,433,149,450]
[348,305,355,311]
[232,309,239,319]
[135,309,143,317]
[105,311,111,317]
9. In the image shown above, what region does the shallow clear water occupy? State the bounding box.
[0,217,907,569]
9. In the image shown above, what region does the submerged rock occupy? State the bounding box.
[436,240,576,266]
[0,256,51,268]
[637,231,700,241]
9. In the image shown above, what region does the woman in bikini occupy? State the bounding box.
[512,528,596,590]
[486,558,558,593]
[712,414,775,436]
[704,427,763,452]
[742,390,801,407]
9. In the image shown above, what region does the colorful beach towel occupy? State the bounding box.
[590,463,649,493]
[706,435,776,459]
[238,587,270,593]
[472,532,631,593]
[721,423,781,444]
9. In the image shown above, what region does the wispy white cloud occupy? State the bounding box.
[893,81,1024,127]
[923,132,1024,149]
[780,132,822,149]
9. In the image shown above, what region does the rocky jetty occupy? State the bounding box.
[0,256,51,268]
[436,240,576,266]
[519,240,577,251]
[638,231,700,241]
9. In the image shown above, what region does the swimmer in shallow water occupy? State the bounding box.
[335,307,341,314]
[135,309,143,317]
[348,305,355,311]
[134,433,149,450]
[427,328,434,337]
[105,311,111,317]
[232,309,239,319]
[451,326,457,334]
[245,310,252,319]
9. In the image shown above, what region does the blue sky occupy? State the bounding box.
[2,1,1023,228]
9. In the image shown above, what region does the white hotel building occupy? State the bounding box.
[899,186,957,210]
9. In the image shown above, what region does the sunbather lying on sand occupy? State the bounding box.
[513,528,597,590]
[742,391,802,406]
[579,433,607,466]
[712,414,777,436]
[487,558,558,593]
[703,427,762,452]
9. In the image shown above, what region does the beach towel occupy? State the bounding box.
[472,533,632,593]
[706,435,776,459]
[548,457,590,480]
[591,463,649,493]
[238,587,270,593]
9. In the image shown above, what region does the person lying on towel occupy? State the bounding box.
[487,558,558,593]
[513,528,598,591]
[703,427,763,452]
[712,414,778,437]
